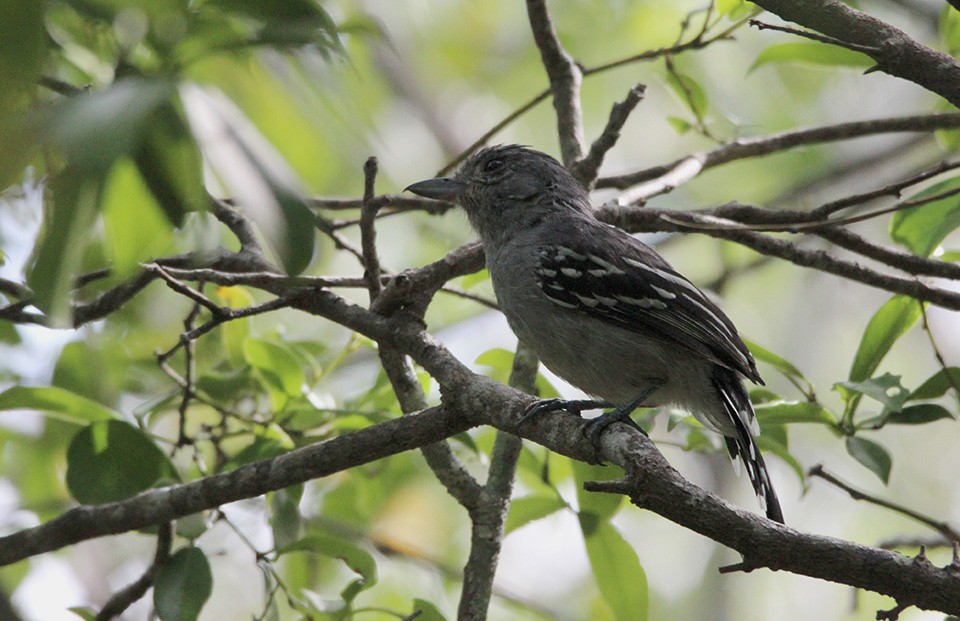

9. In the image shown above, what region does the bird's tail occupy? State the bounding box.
[712,367,784,523]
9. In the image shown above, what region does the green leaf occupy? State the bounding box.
[154,548,213,621]
[26,172,101,325]
[0,386,120,424]
[579,518,648,621]
[751,42,874,72]
[66,607,97,621]
[410,598,448,621]
[889,177,960,256]
[475,347,515,384]
[132,100,208,227]
[244,338,305,409]
[756,433,806,484]
[505,494,568,535]
[666,70,708,120]
[42,78,175,174]
[884,403,954,425]
[278,534,378,600]
[753,400,836,426]
[836,373,910,413]
[269,484,303,549]
[845,436,892,483]
[214,286,255,366]
[226,424,295,468]
[847,296,921,401]
[101,159,174,277]
[180,83,316,275]
[666,116,692,134]
[744,338,813,394]
[66,420,177,504]
[909,367,960,400]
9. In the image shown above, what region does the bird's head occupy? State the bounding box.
[405,145,591,241]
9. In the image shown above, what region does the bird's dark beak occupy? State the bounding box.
[404,177,463,202]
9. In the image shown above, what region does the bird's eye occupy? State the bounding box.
[483,158,504,173]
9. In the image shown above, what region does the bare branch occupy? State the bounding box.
[572,84,646,189]
[525,0,585,165]
[598,113,960,193]
[595,205,960,311]
[360,157,383,301]
[809,465,960,544]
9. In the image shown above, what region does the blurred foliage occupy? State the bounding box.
[0,0,959,620]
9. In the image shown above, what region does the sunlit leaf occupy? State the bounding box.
[845,436,892,484]
[102,159,174,277]
[666,69,708,120]
[180,83,316,275]
[278,534,378,602]
[66,420,177,504]
[505,494,568,535]
[848,296,921,384]
[215,286,255,366]
[751,42,873,71]
[411,598,448,621]
[244,338,305,409]
[579,517,648,621]
[753,400,836,426]
[154,547,213,621]
[26,172,101,326]
[889,177,960,256]
[132,100,208,227]
[745,338,813,394]
[909,366,960,400]
[0,386,119,424]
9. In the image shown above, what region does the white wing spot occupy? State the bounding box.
[556,246,587,260]
[586,254,626,275]
[560,267,582,278]
[651,285,677,300]
[573,293,600,308]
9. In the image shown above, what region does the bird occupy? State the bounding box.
[405,144,783,523]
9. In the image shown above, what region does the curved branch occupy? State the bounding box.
[597,113,960,192]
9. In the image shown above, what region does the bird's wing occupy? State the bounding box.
[533,226,760,383]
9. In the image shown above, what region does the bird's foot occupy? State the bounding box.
[517,398,610,430]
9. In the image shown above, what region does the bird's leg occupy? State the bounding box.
[583,384,662,450]
[517,398,612,430]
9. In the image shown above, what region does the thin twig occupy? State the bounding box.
[809,465,960,543]
[749,19,881,55]
[572,84,646,188]
[359,157,383,301]
[95,522,172,621]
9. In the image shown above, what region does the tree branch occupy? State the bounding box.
[525,0,585,165]
[596,113,960,193]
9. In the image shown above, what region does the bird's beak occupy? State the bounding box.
[404,176,463,202]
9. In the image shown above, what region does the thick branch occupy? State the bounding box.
[596,205,960,311]
[0,405,473,566]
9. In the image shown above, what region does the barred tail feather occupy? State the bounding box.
[712,368,784,523]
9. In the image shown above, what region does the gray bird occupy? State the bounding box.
[406,144,783,522]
